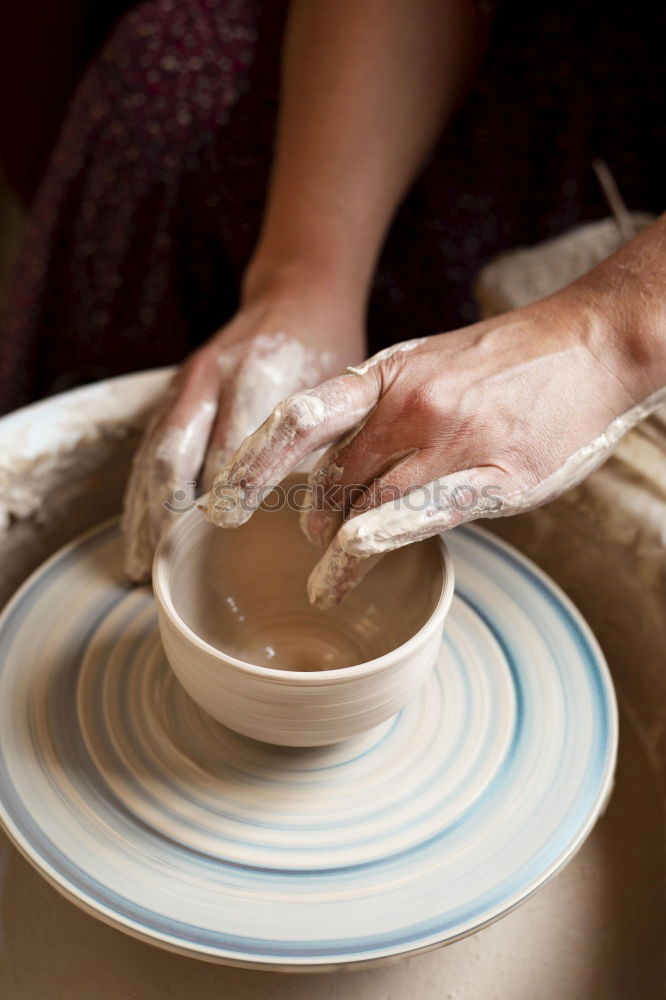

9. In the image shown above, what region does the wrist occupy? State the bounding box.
[244,198,381,310]
[563,229,666,403]
[228,261,367,366]
[241,251,368,315]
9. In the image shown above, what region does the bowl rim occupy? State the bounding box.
[152,504,455,684]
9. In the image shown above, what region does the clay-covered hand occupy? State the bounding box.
[122,286,364,581]
[206,281,666,607]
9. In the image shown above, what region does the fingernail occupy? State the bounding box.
[201,447,233,493]
[300,506,339,550]
[306,538,370,608]
[337,514,392,557]
[306,539,347,607]
[205,480,258,528]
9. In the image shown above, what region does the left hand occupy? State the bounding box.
[122,277,364,581]
[206,281,664,607]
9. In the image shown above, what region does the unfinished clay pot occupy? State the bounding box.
[153,483,453,746]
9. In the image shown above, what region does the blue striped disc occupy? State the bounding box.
[0,521,616,969]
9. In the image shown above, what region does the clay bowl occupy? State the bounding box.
[153,484,454,747]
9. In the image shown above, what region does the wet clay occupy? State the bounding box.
[168,481,443,672]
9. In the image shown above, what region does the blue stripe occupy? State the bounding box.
[0,522,616,962]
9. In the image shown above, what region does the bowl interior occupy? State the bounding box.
[162,489,444,672]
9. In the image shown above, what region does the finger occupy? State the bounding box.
[122,378,218,580]
[201,341,315,491]
[198,371,239,492]
[338,466,509,558]
[121,469,154,582]
[306,536,382,609]
[206,371,381,528]
[121,388,179,581]
[304,450,426,607]
[302,407,421,549]
[144,400,216,546]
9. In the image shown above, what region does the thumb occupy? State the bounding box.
[206,369,381,528]
[337,467,507,558]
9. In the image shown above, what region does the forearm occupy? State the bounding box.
[567,214,666,401]
[245,0,488,307]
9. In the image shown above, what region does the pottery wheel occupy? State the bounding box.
[0,521,616,970]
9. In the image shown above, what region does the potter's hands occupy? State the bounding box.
[206,282,666,607]
[122,283,364,581]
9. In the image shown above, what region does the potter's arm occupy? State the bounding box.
[244,0,489,306]
[122,0,488,580]
[207,215,666,606]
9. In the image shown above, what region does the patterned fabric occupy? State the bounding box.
[1,0,663,413]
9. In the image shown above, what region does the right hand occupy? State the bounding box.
[121,277,365,581]
[204,274,664,607]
